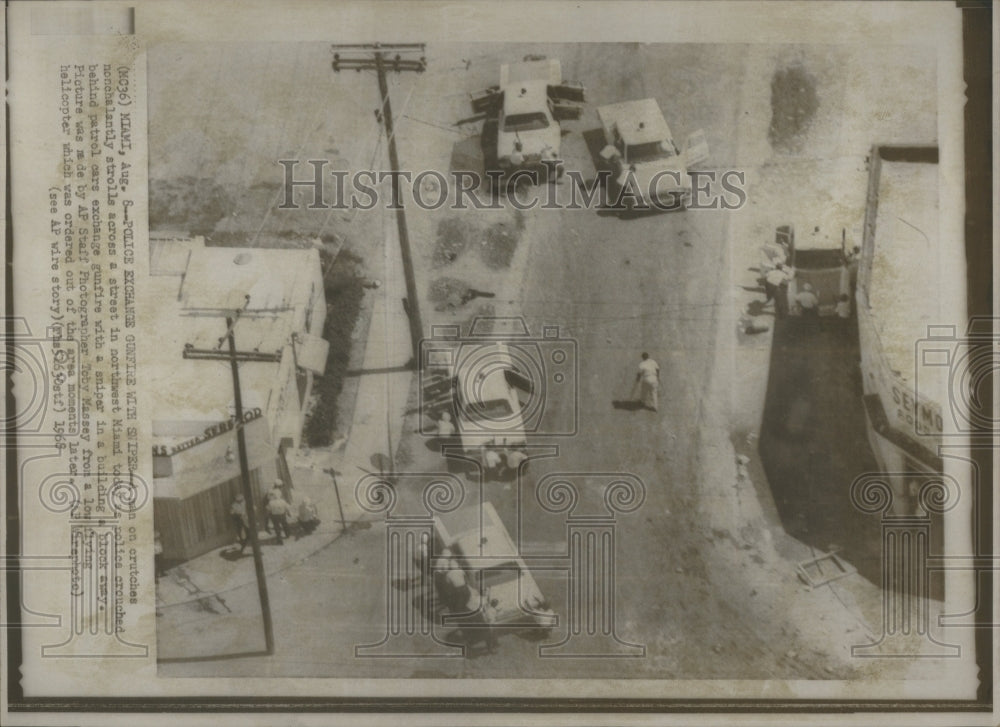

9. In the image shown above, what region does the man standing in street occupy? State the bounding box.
[230,493,250,553]
[634,352,660,412]
[764,263,791,317]
[266,488,292,545]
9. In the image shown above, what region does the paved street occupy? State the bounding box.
[157,41,944,682]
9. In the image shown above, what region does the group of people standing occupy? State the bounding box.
[229,479,320,551]
[434,547,502,655]
[434,410,530,480]
[759,236,855,320]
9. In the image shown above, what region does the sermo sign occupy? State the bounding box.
[890,384,943,436]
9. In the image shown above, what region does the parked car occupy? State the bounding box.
[449,341,530,453]
[470,57,585,183]
[433,501,555,630]
[597,97,708,211]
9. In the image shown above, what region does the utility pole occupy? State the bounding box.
[182,300,278,654]
[331,43,426,362]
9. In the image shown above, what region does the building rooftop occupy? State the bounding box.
[147,240,320,430]
[180,246,321,313]
[147,270,288,425]
[867,156,944,405]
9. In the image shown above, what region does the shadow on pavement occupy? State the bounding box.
[612,399,644,411]
[758,314,884,587]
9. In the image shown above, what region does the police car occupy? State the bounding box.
[471,58,584,183]
[597,97,708,211]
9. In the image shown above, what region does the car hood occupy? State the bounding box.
[497,126,561,161]
[617,158,690,198]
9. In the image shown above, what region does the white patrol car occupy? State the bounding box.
[471,58,585,183]
[449,342,530,454]
[597,98,708,211]
[433,501,555,630]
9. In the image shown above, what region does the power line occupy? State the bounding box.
[331,43,427,362]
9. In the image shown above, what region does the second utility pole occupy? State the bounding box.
[332,43,426,361]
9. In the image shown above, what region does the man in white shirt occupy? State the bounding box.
[835,293,851,319]
[635,352,660,412]
[796,282,819,317]
[481,446,502,473]
[764,263,792,317]
[436,411,456,442]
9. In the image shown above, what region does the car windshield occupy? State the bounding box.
[482,564,519,588]
[503,112,550,132]
[625,140,676,163]
[464,398,514,421]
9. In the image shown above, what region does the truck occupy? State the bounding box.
[774,224,856,316]
[470,58,585,184]
[597,98,708,211]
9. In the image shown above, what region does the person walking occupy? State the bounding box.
[633,352,660,412]
[230,493,250,553]
[266,490,292,544]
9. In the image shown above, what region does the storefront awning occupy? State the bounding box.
[294,333,329,375]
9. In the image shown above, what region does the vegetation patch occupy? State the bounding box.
[149,176,235,235]
[304,248,366,447]
[768,64,819,152]
[479,220,521,269]
[432,218,472,267]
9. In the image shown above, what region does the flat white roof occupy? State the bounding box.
[598,98,672,146]
[180,246,320,312]
[147,242,319,428]
[147,271,285,424]
[868,158,942,402]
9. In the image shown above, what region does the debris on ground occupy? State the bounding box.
[768,64,819,152]
[428,277,496,311]
[433,218,472,267]
[480,221,522,269]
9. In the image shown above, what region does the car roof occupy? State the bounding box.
[502,80,550,116]
[501,58,561,86]
[436,502,519,558]
[598,98,673,146]
[455,343,518,405]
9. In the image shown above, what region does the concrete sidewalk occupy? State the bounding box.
[157,224,414,612]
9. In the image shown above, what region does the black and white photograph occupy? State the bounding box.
[2,1,995,724]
